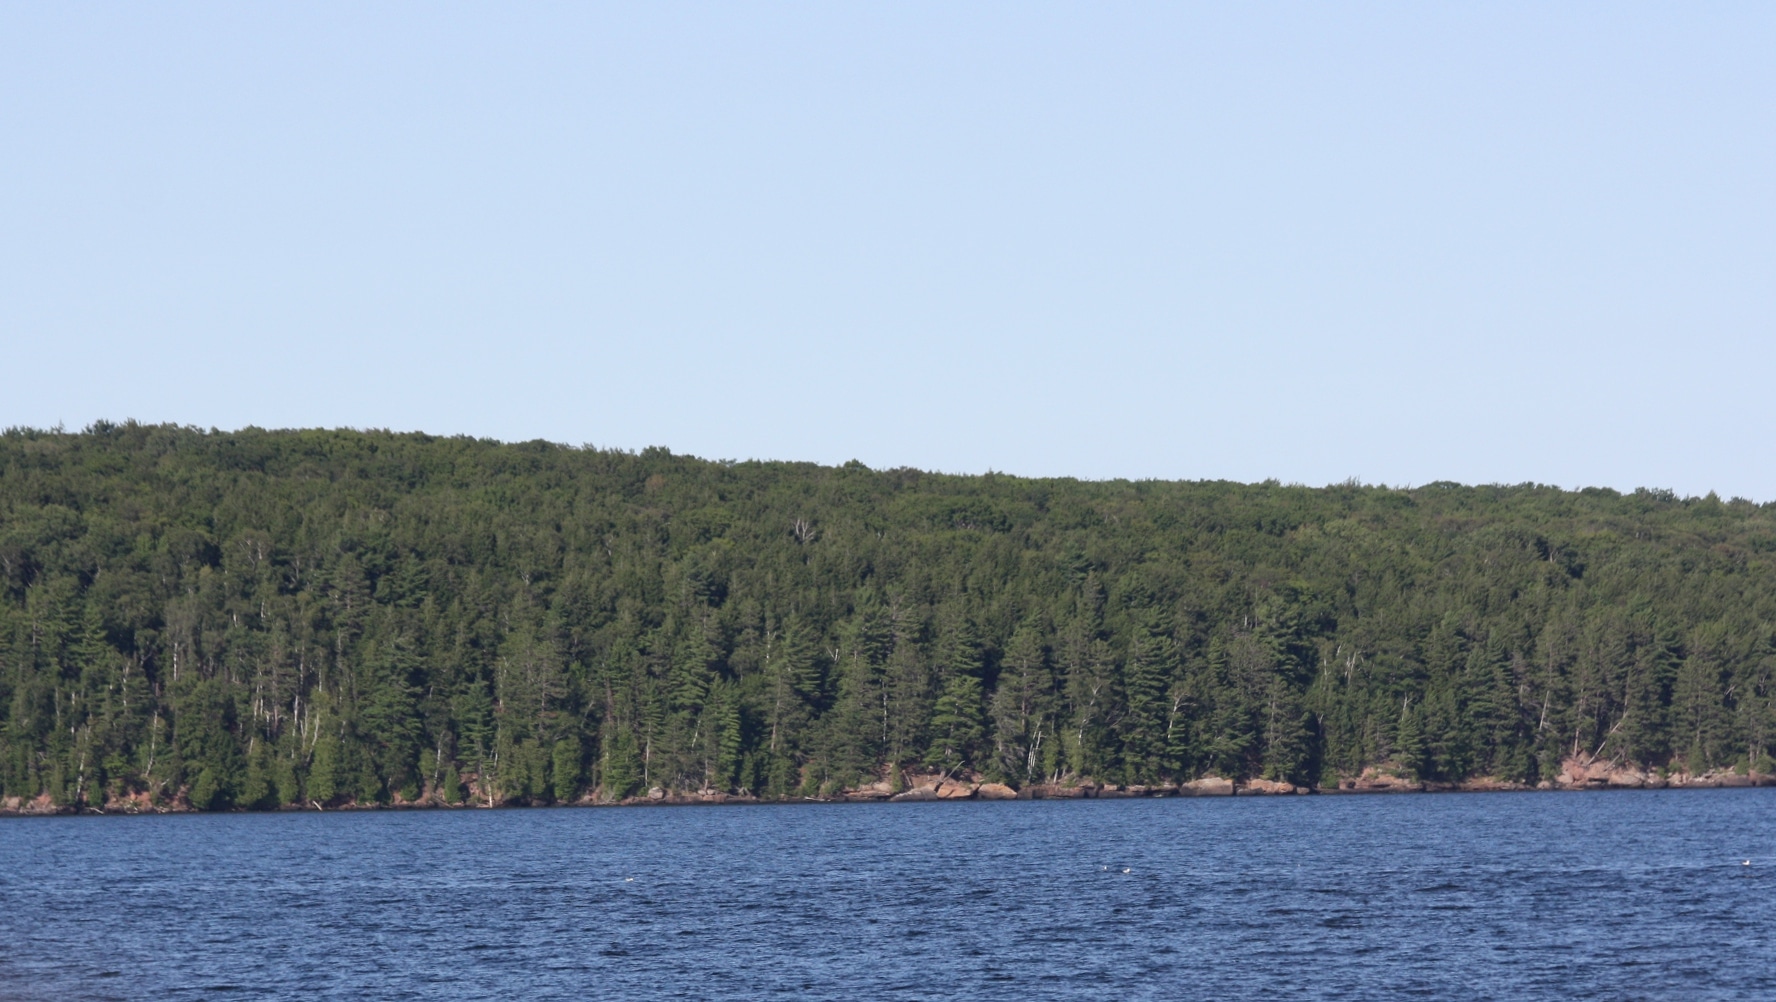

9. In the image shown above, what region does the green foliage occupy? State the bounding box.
[551,735,582,804]
[2,424,1774,811]
[989,623,1054,783]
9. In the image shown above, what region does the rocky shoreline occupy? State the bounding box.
[6,755,1772,816]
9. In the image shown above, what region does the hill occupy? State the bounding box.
[3,422,1774,810]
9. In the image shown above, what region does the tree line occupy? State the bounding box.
[3,422,1774,810]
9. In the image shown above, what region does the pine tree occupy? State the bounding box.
[989,623,1052,783]
[552,733,582,803]
[1673,651,1727,771]
[1395,696,1428,779]
[1118,617,1178,783]
[925,616,986,774]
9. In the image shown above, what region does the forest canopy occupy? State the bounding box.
[4,422,1774,810]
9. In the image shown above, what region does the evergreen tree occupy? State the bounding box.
[925,617,986,774]
[1118,617,1178,783]
[989,623,1053,783]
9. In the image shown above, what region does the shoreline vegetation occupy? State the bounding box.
[5,758,1775,816]
[5,424,1776,817]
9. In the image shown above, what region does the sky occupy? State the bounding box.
[2,4,1773,498]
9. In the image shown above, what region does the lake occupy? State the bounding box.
[2,790,1772,1000]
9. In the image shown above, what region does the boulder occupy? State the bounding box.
[976,783,1017,800]
[889,787,939,802]
[646,786,666,801]
[845,780,893,801]
[935,780,977,800]
[1345,769,1422,793]
[1181,777,1235,796]
[1239,778,1296,796]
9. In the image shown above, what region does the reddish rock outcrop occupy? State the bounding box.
[1456,776,1530,792]
[0,794,70,815]
[98,790,160,812]
[1554,756,1650,789]
[976,782,1017,800]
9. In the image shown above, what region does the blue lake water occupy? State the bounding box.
[2,790,1773,1000]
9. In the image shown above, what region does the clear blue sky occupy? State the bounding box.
[3,4,1772,497]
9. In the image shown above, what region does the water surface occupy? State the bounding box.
[3,790,1772,1000]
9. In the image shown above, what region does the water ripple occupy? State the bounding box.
[2,791,1773,1000]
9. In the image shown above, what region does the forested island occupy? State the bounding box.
[3,423,1774,813]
